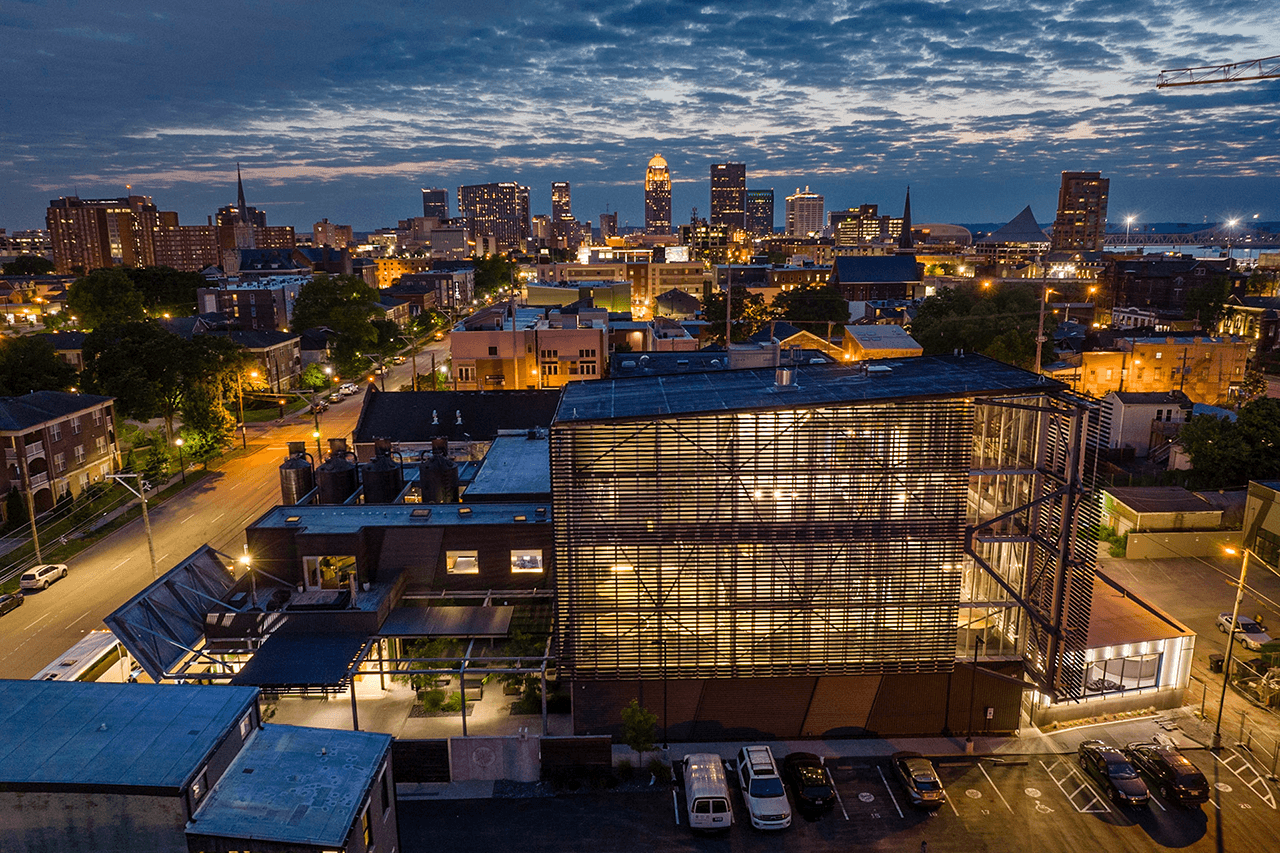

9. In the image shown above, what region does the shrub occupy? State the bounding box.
[441,691,463,713]
[617,758,634,781]
[420,688,446,712]
[648,757,672,785]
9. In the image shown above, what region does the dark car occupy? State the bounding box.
[0,592,24,616]
[890,751,946,809]
[1078,740,1150,807]
[782,752,835,815]
[1124,742,1209,807]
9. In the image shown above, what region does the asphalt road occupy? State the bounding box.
[0,342,450,680]
[398,743,1280,853]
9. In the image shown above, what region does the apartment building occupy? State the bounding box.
[0,391,117,516]
[450,304,607,390]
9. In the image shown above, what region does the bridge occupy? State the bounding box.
[1103,228,1280,249]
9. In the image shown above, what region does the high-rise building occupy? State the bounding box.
[644,154,672,235]
[457,182,531,253]
[421,187,449,219]
[551,182,581,251]
[709,163,746,232]
[1051,171,1109,252]
[551,182,572,221]
[314,219,353,248]
[785,187,824,237]
[599,212,618,239]
[745,189,774,236]
[46,193,162,273]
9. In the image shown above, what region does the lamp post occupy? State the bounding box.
[174,437,185,485]
[1225,218,1240,263]
[965,634,985,754]
[1214,546,1252,749]
[236,369,259,449]
[1125,215,1135,245]
[1034,285,1056,375]
[106,473,157,578]
[240,545,256,609]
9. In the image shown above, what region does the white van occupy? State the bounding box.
[682,753,733,832]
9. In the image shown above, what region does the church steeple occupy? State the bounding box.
[236,163,248,224]
[898,185,914,251]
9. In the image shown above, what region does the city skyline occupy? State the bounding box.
[2,1,1278,232]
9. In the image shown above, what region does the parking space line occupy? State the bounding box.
[1213,748,1278,809]
[823,760,849,820]
[671,789,680,825]
[979,763,1014,813]
[1040,758,1111,814]
[876,765,904,818]
[944,785,960,816]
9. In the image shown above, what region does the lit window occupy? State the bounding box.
[447,551,479,574]
[511,550,543,573]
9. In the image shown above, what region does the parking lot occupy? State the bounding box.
[399,740,1280,852]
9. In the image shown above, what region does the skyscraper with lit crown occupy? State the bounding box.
[644,154,672,235]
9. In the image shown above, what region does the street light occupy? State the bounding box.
[236,369,259,449]
[1226,218,1240,262]
[240,545,257,609]
[174,437,185,485]
[1214,546,1253,749]
[1125,215,1136,244]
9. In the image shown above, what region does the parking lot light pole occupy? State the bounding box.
[1215,547,1252,750]
[966,634,985,754]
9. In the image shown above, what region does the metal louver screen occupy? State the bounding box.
[552,401,970,680]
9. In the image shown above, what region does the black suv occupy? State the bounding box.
[0,592,23,616]
[1124,742,1209,807]
[1078,740,1149,807]
[782,752,835,816]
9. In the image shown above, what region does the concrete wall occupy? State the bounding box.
[1125,529,1240,559]
[0,791,186,853]
[1033,684,1187,728]
[449,734,540,782]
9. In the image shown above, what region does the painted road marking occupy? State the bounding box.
[107,557,129,573]
[671,789,680,825]
[1040,758,1110,814]
[980,764,1014,813]
[23,612,52,631]
[858,792,875,803]
[876,765,904,818]
[944,786,960,816]
[1213,749,1276,809]
[965,789,982,799]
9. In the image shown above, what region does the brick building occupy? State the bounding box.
[0,391,117,516]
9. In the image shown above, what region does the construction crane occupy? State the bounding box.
[1157,54,1280,87]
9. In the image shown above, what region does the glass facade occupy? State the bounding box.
[553,400,971,679]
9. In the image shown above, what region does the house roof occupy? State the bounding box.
[227,329,300,350]
[1086,576,1191,648]
[843,324,923,350]
[38,331,88,351]
[1104,486,1215,515]
[976,205,1049,244]
[0,681,258,793]
[0,390,113,432]
[830,255,920,284]
[352,387,563,444]
[1108,390,1192,406]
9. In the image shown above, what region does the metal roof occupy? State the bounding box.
[0,681,257,793]
[555,354,1059,424]
[0,390,113,433]
[188,724,391,848]
[378,605,514,638]
[229,631,369,689]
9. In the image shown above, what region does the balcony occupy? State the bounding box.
[24,440,44,459]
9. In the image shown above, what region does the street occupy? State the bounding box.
[0,342,448,680]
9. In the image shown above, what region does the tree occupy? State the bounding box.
[471,254,517,299]
[290,274,382,378]
[1238,370,1268,407]
[619,698,657,766]
[2,256,55,275]
[1177,398,1280,488]
[771,282,849,328]
[66,268,146,329]
[179,384,237,465]
[123,266,204,311]
[300,362,331,390]
[1183,275,1231,329]
[703,285,771,344]
[0,336,77,395]
[911,283,1043,369]
[81,322,189,438]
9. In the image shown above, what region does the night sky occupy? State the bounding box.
[3,1,1278,233]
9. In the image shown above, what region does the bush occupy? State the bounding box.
[420,688,446,712]
[648,757,672,785]
[617,758,634,781]
[441,691,463,713]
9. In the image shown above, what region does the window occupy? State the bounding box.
[511,549,544,573]
[381,768,391,814]
[578,348,596,358]
[73,445,85,464]
[71,417,81,435]
[191,768,208,802]
[488,345,498,356]
[579,362,597,376]
[92,409,102,426]
[446,550,479,574]
[54,452,66,473]
[1155,351,1163,360]
[95,436,106,453]
[540,349,558,359]
[240,713,253,739]
[457,365,476,382]
[362,806,373,847]
[300,555,358,590]
[49,422,61,441]
[78,472,89,489]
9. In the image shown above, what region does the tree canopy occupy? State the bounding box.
[1177,397,1280,489]
[771,282,850,328]
[122,266,204,311]
[1183,275,1232,330]
[910,283,1043,370]
[471,254,517,299]
[703,285,772,344]
[1,256,55,275]
[0,336,78,395]
[66,268,146,329]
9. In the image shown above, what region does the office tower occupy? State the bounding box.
[457,182,531,253]
[1051,171,1109,252]
[898,186,914,251]
[644,154,672,235]
[46,193,162,273]
[785,186,824,237]
[745,189,774,236]
[314,219,353,248]
[421,187,449,219]
[709,163,746,231]
[551,182,572,221]
[599,212,618,239]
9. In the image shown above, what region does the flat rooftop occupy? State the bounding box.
[464,434,550,499]
[250,502,551,533]
[0,680,258,793]
[556,354,1059,423]
[1087,575,1192,648]
[1104,486,1214,515]
[189,724,391,848]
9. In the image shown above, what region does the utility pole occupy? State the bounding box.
[1034,281,1049,376]
[15,441,42,563]
[1215,547,1251,749]
[107,473,157,578]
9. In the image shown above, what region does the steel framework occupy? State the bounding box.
[1157,54,1280,88]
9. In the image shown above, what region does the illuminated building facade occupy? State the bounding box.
[1051,171,1109,252]
[421,187,449,219]
[710,163,746,232]
[552,356,1098,737]
[458,182,531,253]
[46,194,164,273]
[745,189,774,236]
[785,187,824,237]
[644,154,672,235]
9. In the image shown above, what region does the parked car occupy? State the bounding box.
[682,753,733,833]
[781,752,835,816]
[1124,741,1209,807]
[20,563,68,590]
[1217,612,1273,651]
[1078,740,1150,807]
[0,592,24,616]
[309,399,329,414]
[889,751,946,810]
[339,382,360,396]
[328,393,344,404]
[734,745,792,830]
